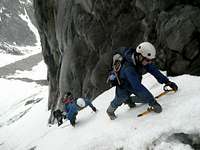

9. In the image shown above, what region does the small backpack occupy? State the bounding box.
[107,47,134,87]
[107,54,123,87]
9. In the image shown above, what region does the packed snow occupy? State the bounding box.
[0,49,200,150]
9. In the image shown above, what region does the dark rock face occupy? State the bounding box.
[149,132,200,150]
[155,5,200,75]
[0,0,36,46]
[33,0,200,112]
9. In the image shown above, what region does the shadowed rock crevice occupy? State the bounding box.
[6,77,48,86]
[149,132,200,150]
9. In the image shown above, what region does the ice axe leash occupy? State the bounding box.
[137,85,176,117]
[106,61,121,86]
[113,61,121,86]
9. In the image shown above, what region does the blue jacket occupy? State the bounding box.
[65,99,96,122]
[114,47,169,105]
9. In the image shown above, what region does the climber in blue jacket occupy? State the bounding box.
[106,42,178,120]
[65,93,97,126]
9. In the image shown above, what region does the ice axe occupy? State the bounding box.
[155,85,175,99]
[137,85,176,117]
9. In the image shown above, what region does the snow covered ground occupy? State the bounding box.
[0,50,200,150]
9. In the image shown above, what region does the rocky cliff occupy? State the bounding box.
[33,0,200,112]
[0,0,36,46]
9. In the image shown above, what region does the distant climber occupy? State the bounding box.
[63,92,97,126]
[53,109,66,126]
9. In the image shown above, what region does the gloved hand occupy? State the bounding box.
[165,81,178,91]
[92,107,97,112]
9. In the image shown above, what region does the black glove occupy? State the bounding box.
[165,81,178,91]
[92,107,97,112]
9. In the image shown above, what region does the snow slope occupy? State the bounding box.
[35,74,200,150]
[0,61,200,150]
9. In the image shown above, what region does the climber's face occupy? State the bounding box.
[139,55,153,65]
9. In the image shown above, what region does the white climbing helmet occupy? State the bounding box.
[76,98,86,108]
[136,42,156,59]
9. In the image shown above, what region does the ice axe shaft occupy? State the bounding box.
[155,89,174,99]
[137,89,175,117]
[155,84,176,99]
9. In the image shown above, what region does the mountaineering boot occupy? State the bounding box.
[149,101,162,113]
[124,98,136,108]
[70,120,76,127]
[128,102,136,108]
[106,104,117,120]
[70,112,77,127]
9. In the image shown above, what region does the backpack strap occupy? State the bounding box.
[113,60,121,72]
[113,61,121,85]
